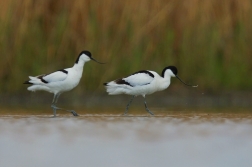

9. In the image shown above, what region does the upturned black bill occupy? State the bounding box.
[176,75,198,87]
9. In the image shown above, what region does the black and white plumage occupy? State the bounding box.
[24,50,104,117]
[104,66,198,115]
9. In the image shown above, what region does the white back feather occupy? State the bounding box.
[42,70,68,83]
[124,71,154,87]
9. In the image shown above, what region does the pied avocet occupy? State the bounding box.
[24,50,105,117]
[104,66,197,115]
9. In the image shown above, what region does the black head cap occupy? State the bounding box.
[75,50,92,64]
[161,66,178,77]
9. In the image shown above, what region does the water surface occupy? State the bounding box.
[0,113,252,167]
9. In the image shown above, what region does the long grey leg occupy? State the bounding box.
[51,94,78,117]
[123,95,136,115]
[52,94,57,104]
[55,93,60,103]
[52,94,57,117]
[143,96,154,115]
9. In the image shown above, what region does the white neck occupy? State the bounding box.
[158,74,172,91]
[73,59,85,71]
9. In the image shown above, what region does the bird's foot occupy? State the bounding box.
[123,110,129,116]
[144,102,154,116]
[69,110,79,116]
[51,104,78,116]
[149,112,155,116]
[145,109,154,116]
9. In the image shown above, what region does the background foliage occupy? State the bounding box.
[1,0,252,93]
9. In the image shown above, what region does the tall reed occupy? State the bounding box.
[0,0,252,93]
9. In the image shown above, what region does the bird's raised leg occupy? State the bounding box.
[51,94,79,116]
[143,96,154,116]
[123,95,135,116]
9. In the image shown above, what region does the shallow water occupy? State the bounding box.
[0,113,252,167]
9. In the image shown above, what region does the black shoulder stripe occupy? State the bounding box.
[132,70,154,78]
[37,75,48,84]
[38,75,48,83]
[41,78,48,83]
[58,69,68,74]
[115,78,133,87]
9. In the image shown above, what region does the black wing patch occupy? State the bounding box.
[58,69,68,74]
[132,70,154,78]
[37,75,48,83]
[114,70,154,87]
[115,78,133,87]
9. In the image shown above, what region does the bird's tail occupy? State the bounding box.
[24,76,49,92]
[29,76,39,80]
[23,76,45,85]
[23,77,41,85]
[23,80,32,84]
[103,81,126,95]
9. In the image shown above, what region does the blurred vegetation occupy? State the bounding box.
[0,0,252,94]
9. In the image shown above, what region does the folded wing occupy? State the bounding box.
[42,69,68,83]
[25,69,69,85]
[120,70,155,87]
